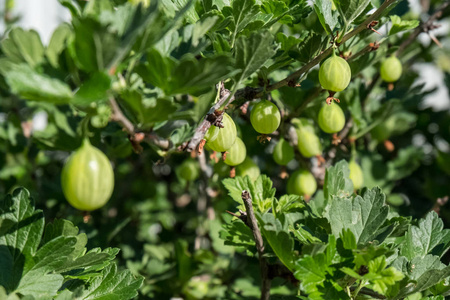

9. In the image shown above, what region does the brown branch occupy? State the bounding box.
[241,190,271,300]
[109,97,171,152]
[396,0,450,56]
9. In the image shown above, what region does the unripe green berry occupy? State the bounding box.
[177,159,200,181]
[208,113,237,152]
[250,100,281,134]
[380,56,402,82]
[287,169,317,197]
[273,138,294,166]
[224,137,246,166]
[236,157,260,181]
[318,102,346,134]
[319,53,351,92]
[348,160,364,190]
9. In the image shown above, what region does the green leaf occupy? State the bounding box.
[1,28,45,68]
[313,0,338,34]
[400,212,450,260]
[289,32,324,65]
[258,213,296,271]
[229,0,260,45]
[323,160,353,201]
[0,188,44,261]
[389,15,420,35]
[170,54,236,95]
[290,224,323,245]
[138,51,236,96]
[325,187,389,245]
[234,30,276,86]
[364,256,404,295]
[333,0,371,24]
[72,72,112,106]
[1,64,73,104]
[46,24,73,68]
[81,263,143,300]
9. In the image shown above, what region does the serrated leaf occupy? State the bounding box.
[229,0,260,45]
[46,24,72,68]
[1,28,45,68]
[289,33,323,64]
[389,15,420,35]
[81,263,143,300]
[323,160,353,200]
[0,188,44,266]
[234,30,277,86]
[400,212,450,260]
[326,187,389,245]
[313,0,338,34]
[258,213,296,271]
[72,72,112,106]
[1,64,73,104]
[333,0,372,24]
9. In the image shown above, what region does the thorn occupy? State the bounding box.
[367,21,381,35]
[429,32,442,48]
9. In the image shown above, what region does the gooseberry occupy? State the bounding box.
[348,160,364,190]
[273,138,294,166]
[236,157,260,182]
[380,55,402,82]
[319,52,351,93]
[177,159,200,181]
[287,169,317,197]
[224,137,247,166]
[318,102,345,134]
[204,125,219,142]
[61,139,114,211]
[293,119,322,158]
[207,113,237,152]
[250,100,281,134]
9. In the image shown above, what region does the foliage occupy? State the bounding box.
[0,0,449,299]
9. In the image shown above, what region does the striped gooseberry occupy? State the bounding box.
[207,113,237,152]
[380,55,402,82]
[205,125,219,142]
[318,102,345,134]
[287,169,317,197]
[319,51,351,93]
[293,118,322,158]
[61,139,114,211]
[348,160,364,190]
[273,138,294,166]
[224,137,247,166]
[250,100,281,134]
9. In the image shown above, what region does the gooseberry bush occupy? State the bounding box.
[0,0,449,299]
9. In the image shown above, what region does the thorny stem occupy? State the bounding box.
[396,0,450,56]
[241,191,271,300]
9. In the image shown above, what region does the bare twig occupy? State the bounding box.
[241,191,270,300]
[109,97,171,152]
[396,0,450,56]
